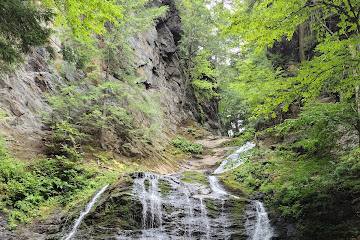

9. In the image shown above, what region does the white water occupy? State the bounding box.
[213,141,256,174]
[246,200,274,240]
[227,119,245,137]
[132,172,163,238]
[208,175,239,240]
[212,131,274,240]
[208,175,239,199]
[199,196,210,239]
[62,184,109,240]
[126,172,245,239]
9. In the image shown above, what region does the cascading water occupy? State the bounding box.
[62,184,109,240]
[113,172,244,239]
[208,175,238,199]
[132,172,163,239]
[213,141,256,174]
[245,200,274,240]
[56,143,274,240]
[208,175,238,240]
[227,119,245,137]
[212,142,275,240]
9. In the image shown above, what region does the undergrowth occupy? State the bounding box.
[223,148,360,239]
[171,137,203,154]
[0,137,118,229]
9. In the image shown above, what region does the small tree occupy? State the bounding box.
[0,0,52,66]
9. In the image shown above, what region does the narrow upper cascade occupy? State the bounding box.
[208,175,239,199]
[245,200,275,240]
[62,184,109,240]
[213,141,256,174]
[212,138,275,240]
[228,120,245,137]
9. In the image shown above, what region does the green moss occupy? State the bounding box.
[144,179,150,191]
[220,172,247,197]
[229,198,247,216]
[182,171,208,185]
[165,205,173,214]
[204,198,216,213]
[158,179,172,197]
[84,192,142,231]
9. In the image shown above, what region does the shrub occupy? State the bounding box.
[171,137,203,154]
[0,137,116,229]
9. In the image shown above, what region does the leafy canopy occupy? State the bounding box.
[42,0,124,42]
[226,0,360,118]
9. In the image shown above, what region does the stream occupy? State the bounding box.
[59,142,274,240]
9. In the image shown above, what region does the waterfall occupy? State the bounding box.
[199,196,210,239]
[227,119,245,137]
[132,172,163,238]
[57,173,274,239]
[208,175,238,199]
[124,172,244,239]
[208,175,239,240]
[212,143,275,240]
[245,200,274,240]
[62,184,109,240]
[213,141,255,174]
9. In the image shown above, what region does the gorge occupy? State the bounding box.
[1,0,360,239]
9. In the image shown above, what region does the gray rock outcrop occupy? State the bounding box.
[0,0,221,158]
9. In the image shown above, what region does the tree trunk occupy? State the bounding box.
[299,23,305,62]
[100,86,108,149]
[352,44,360,147]
[100,58,110,149]
[181,46,192,108]
[355,85,360,147]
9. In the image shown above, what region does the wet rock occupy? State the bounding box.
[55,173,249,239]
[271,215,297,240]
[249,192,266,200]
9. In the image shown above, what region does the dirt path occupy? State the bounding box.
[180,135,235,174]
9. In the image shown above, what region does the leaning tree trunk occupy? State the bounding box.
[100,57,110,149]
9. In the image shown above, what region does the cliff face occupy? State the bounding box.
[133,0,221,134]
[0,0,220,160]
[0,47,60,157]
[130,0,199,126]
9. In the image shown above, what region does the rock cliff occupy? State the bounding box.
[0,0,221,160]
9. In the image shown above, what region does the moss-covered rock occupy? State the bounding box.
[158,179,172,197]
[181,171,208,185]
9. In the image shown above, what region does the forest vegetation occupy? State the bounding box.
[0,0,359,239]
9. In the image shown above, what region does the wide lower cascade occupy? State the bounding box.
[57,172,249,239]
[123,172,245,239]
[56,171,276,240]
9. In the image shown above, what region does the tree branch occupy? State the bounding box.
[307,7,334,36]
